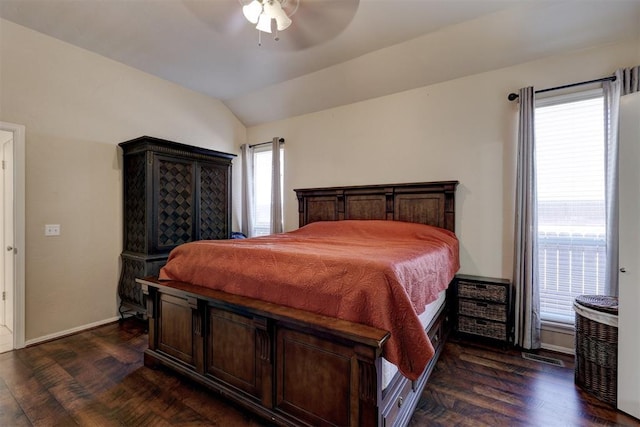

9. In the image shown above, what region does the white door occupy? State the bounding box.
[0,122,24,351]
[0,131,13,353]
[2,135,14,333]
[618,91,640,419]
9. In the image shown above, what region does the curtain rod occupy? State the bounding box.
[507,75,617,101]
[249,138,285,149]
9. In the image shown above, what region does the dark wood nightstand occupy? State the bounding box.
[453,274,513,346]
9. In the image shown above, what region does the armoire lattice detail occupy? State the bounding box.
[124,153,147,253]
[120,257,146,306]
[158,159,193,247]
[200,164,228,240]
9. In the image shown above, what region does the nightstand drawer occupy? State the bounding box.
[458,299,506,322]
[458,316,507,341]
[457,280,507,303]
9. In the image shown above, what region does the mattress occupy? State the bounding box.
[381,289,447,389]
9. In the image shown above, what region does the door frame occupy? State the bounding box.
[0,122,25,349]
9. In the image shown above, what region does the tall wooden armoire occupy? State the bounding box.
[118,136,235,317]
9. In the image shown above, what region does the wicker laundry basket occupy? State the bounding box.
[574,295,618,406]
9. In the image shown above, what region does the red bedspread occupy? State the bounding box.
[159,220,459,380]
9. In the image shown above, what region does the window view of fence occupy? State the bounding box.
[537,202,606,322]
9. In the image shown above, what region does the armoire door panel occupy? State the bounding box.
[153,154,195,253]
[123,152,148,253]
[198,162,230,240]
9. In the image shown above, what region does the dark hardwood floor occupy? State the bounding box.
[412,338,638,427]
[0,318,637,426]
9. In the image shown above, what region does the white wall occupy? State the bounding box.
[247,40,639,281]
[0,19,246,341]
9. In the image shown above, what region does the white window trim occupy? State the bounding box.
[536,87,603,107]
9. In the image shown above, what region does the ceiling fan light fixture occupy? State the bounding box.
[270,2,292,31]
[256,12,272,33]
[242,0,263,24]
[275,14,292,31]
[263,0,284,18]
[242,0,298,44]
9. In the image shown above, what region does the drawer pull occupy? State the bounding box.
[476,319,487,325]
[475,284,487,289]
[476,302,488,308]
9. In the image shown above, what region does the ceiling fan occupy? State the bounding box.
[183,0,360,50]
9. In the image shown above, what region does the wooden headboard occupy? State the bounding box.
[294,181,458,232]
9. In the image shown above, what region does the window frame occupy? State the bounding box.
[534,87,607,325]
[250,144,284,237]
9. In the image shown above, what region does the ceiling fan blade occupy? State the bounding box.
[269,0,360,50]
[183,0,248,36]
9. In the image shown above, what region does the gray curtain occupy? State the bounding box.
[513,86,541,349]
[620,66,640,95]
[240,143,255,237]
[270,137,283,234]
[604,65,640,296]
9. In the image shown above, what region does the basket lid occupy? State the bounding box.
[575,295,618,314]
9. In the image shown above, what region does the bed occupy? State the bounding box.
[138,180,459,426]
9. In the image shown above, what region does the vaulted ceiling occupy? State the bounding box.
[1,0,639,126]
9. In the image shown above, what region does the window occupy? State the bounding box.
[535,90,606,324]
[251,145,284,236]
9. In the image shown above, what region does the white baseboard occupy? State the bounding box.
[540,320,575,355]
[24,316,121,347]
[541,343,575,355]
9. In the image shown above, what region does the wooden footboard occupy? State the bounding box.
[138,277,449,427]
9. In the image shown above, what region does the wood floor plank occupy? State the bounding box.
[97,379,168,426]
[135,364,267,426]
[9,376,76,426]
[411,388,509,427]
[48,378,121,427]
[0,379,32,427]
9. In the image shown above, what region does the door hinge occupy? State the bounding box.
[1,160,5,170]
[2,291,5,301]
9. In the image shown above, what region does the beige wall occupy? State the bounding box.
[247,40,639,282]
[0,19,245,341]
